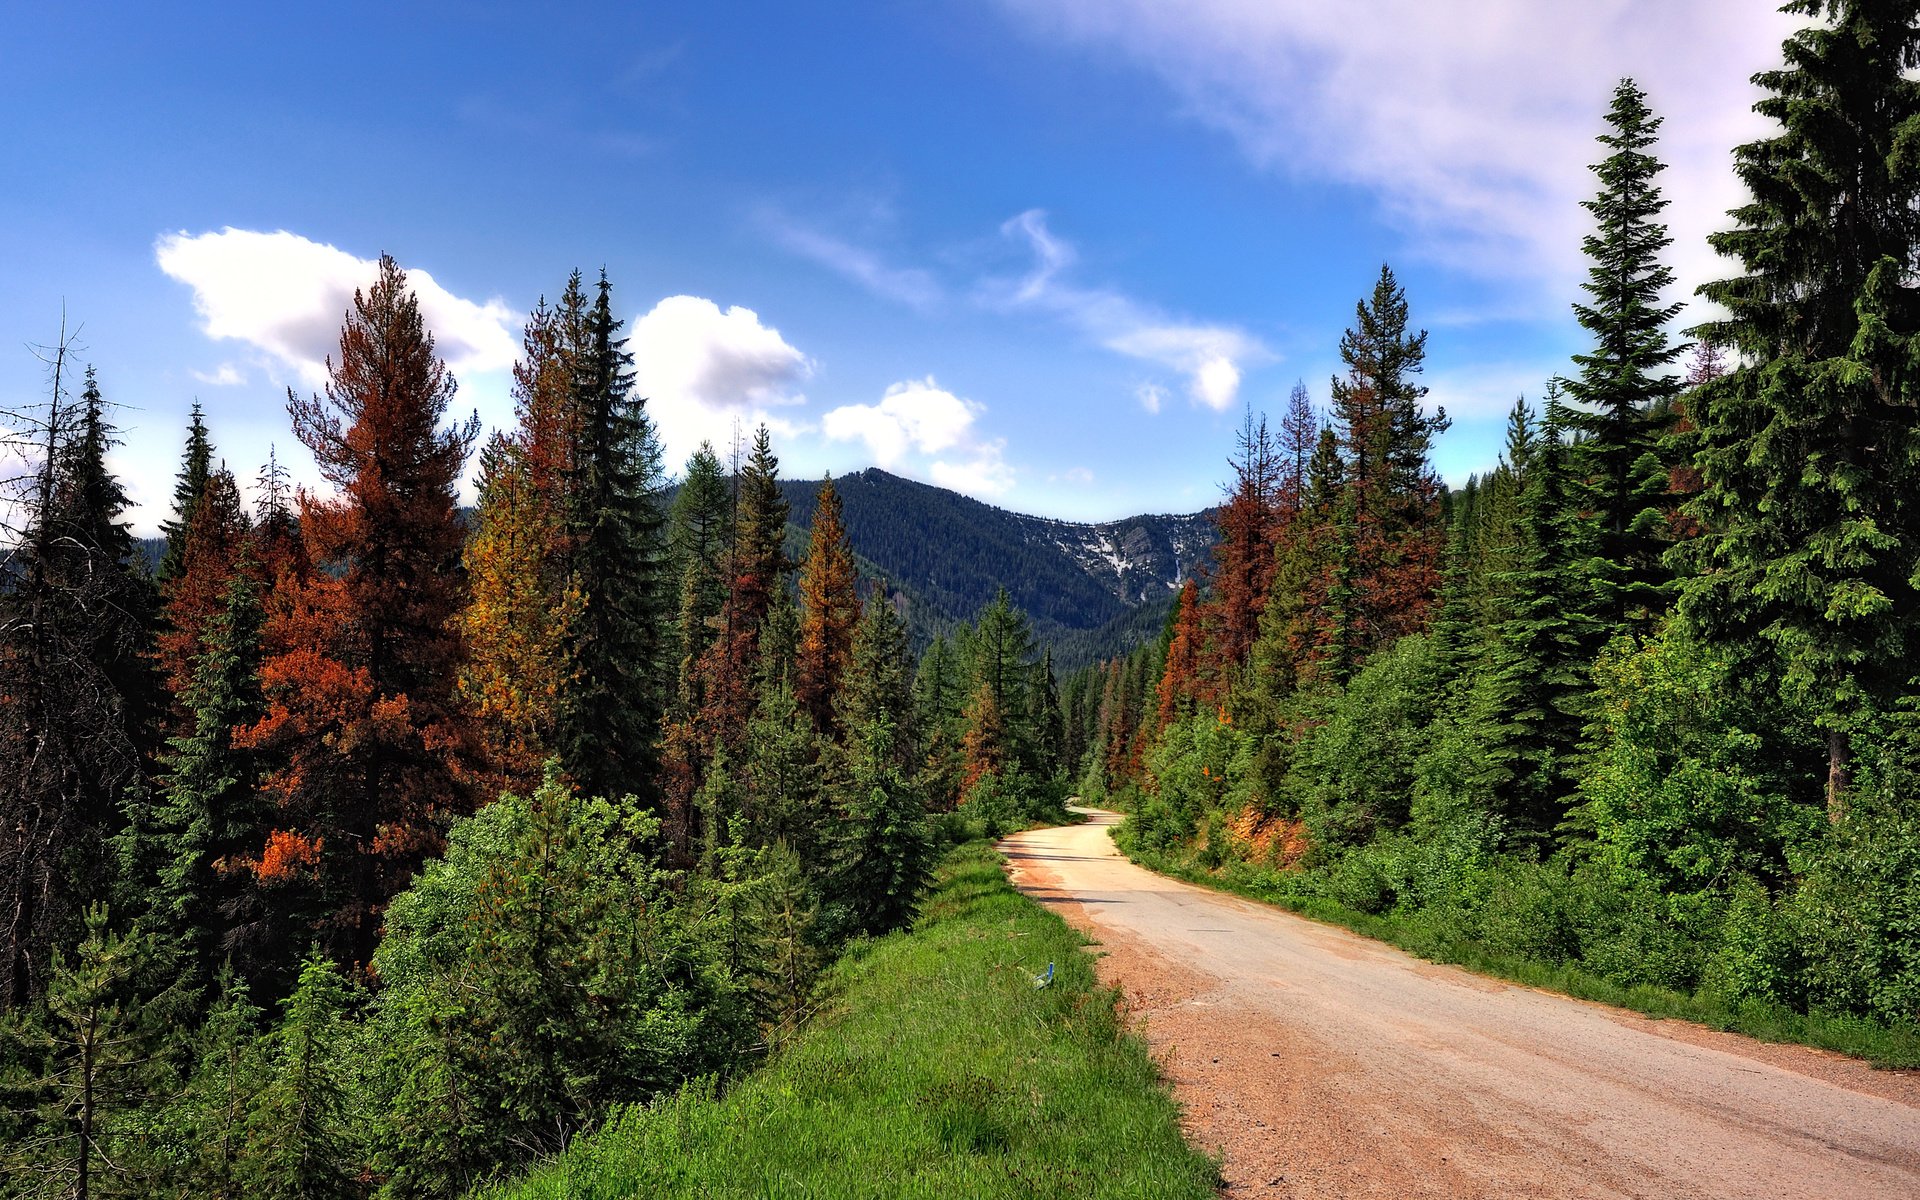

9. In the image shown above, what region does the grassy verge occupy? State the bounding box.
[1123,842,1920,1070]
[477,842,1220,1199]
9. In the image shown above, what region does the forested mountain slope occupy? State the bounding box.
[777,468,1216,669]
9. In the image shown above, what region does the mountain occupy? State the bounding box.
[777,469,1216,671]
[135,469,1218,673]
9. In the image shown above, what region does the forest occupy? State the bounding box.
[0,265,1072,1196]
[1071,20,1920,1053]
[6,1,1920,1195]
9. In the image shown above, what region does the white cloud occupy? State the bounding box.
[190,363,245,387]
[821,376,977,466]
[1135,381,1166,413]
[994,1,1795,296]
[1424,362,1553,423]
[760,211,943,310]
[1063,466,1095,485]
[629,296,813,468]
[931,441,1016,498]
[991,209,1268,411]
[155,228,519,387]
[823,376,1015,499]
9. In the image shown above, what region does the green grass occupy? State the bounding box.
[476,842,1220,1199]
[1124,842,1920,1070]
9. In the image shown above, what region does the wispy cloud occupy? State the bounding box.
[994,0,1794,297]
[190,363,246,387]
[758,208,943,310]
[156,228,519,388]
[987,209,1268,411]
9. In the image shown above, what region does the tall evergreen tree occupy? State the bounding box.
[556,272,670,806]
[1563,78,1686,627]
[1330,267,1448,659]
[150,553,268,990]
[1680,0,1920,818]
[1484,402,1598,840]
[241,255,482,968]
[795,475,859,734]
[156,403,214,585]
[0,367,154,1006]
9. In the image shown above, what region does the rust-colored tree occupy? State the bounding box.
[455,289,586,793]
[1330,266,1448,659]
[795,475,859,733]
[237,255,482,969]
[155,468,253,727]
[1205,410,1283,678]
[1156,578,1206,729]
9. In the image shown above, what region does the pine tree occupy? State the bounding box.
[837,593,916,773]
[556,271,670,806]
[1330,266,1449,659]
[150,554,267,990]
[154,467,252,722]
[1680,0,1920,819]
[1483,402,1598,840]
[1563,78,1685,627]
[241,256,482,968]
[156,403,214,585]
[246,956,357,1199]
[668,441,733,674]
[1207,409,1282,676]
[795,475,859,733]
[1157,579,1206,728]
[0,366,155,1006]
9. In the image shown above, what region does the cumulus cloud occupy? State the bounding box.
[821,377,977,466]
[994,1,1794,295]
[990,209,1268,411]
[629,296,813,468]
[156,228,519,387]
[823,376,1014,498]
[930,441,1016,498]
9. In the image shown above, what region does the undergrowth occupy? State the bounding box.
[476,841,1218,1199]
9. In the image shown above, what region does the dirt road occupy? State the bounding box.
[999,810,1920,1200]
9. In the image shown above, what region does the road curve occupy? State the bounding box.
[999,809,1920,1200]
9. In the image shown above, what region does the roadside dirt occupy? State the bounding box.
[1000,810,1920,1200]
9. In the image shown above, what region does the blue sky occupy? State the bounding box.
[1,1,1792,531]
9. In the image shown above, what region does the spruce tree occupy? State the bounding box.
[1563,78,1685,627]
[1483,401,1598,841]
[556,272,670,807]
[1680,0,1920,818]
[156,403,214,584]
[668,441,734,673]
[795,475,859,734]
[150,555,266,989]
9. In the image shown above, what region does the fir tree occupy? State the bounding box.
[556,271,670,807]
[156,403,214,585]
[1680,0,1920,818]
[795,475,859,734]
[1563,78,1685,627]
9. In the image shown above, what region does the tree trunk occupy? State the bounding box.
[1826,727,1851,824]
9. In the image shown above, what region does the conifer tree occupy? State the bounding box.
[156,403,214,585]
[1330,266,1449,659]
[1681,0,1920,818]
[150,553,267,988]
[0,367,154,1006]
[246,956,357,1199]
[1157,579,1206,728]
[1207,409,1282,675]
[668,441,733,672]
[795,475,859,733]
[555,272,670,806]
[838,593,916,773]
[154,467,252,720]
[1563,78,1685,627]
[1483,402,1598,840]
[242,256,482,967]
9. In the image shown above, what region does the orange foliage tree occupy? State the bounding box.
[237,255,483,967]
[794,475,858,733]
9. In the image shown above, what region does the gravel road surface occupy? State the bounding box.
[999,809,1920,1200]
